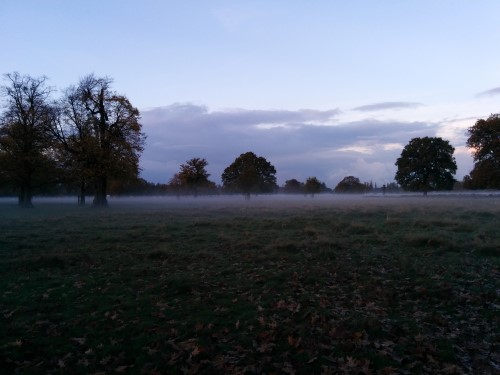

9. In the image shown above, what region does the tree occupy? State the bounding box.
[283,178,303,194]
[177,158,211,196]
[465,114,500,189]
[52,83,95,205]
[304,176,322,197]
[168,173,183,198]
[395,137,457,195]
[53,75,145,206]
[334,176,367,193]
[0,72,59,207]
[221,151,277,199]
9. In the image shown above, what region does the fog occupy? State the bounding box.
[2,192,500,214]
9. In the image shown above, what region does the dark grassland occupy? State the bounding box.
[1,196,499,374]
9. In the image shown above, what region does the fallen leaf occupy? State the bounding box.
[191,346,200,357]
[115,365,131,373]
[72,337,86,345]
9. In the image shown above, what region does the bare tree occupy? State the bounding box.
[54,75,146,206]
[0,72,58,207]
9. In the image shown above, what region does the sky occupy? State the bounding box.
[1,1,500,187]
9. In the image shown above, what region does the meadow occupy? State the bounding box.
[1,195,499,374]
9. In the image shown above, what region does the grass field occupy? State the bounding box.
[1,195,499,374]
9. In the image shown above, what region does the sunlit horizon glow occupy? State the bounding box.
[1,1,499,187]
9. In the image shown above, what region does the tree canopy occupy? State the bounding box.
[283,179,304,194]
[395,137,457,195]
[334,176,368,194]
[464,114,500,189]
[304,177,322,197]
[221,152,277,198]
[169,158,216,196]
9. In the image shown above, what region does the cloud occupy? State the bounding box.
[139,103,445,187]
[475,87,500,98]
[353,101,423,112]
[142,104,339,129]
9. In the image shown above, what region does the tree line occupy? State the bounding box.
[1,72,499,206]
[0,73,145,207]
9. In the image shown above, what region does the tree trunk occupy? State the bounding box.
[78,179,86,206]
[18,185,33,208]
[93,176,108,207]
[78,194,86,205]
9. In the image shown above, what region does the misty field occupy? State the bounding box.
[1,195,499,374]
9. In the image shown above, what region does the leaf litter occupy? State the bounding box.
[0,198,499,373]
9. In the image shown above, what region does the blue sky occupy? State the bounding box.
[1,1,500,186]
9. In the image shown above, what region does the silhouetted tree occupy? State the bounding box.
[177,158,211,196]
[465,114,500,189]
[221,151,277,199]
[0,72,59,207]
[384,182,401,193]
[304,176,322,197]
[334,176,367,193]
[168,173,183,198]
[52,83,95,204]
[53,75,146,206]
[283,179,303,194]
[395,137,456,195]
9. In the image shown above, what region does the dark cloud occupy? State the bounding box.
[353,102,423,112]
[139,103,440,187]
[475,87,500,98]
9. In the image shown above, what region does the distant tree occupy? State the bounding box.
[53,75,146,206]
[168,173,183,198]
[319,181,332,193]
[334,176,367,193]
[465,114,500,189]
[304,176,322,197]
[107,177,166,196]
[0,72,59,207]
[283,178,303,194]
[177,158,211,196]
[221,151,277,199]
[395,137,457,195]
[385,182,402,193]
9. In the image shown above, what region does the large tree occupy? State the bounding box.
[465,114,500,189]
[53,75,145,206]
[0,72,58,207]
[395,136,457,195]
[221,151,277,198]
